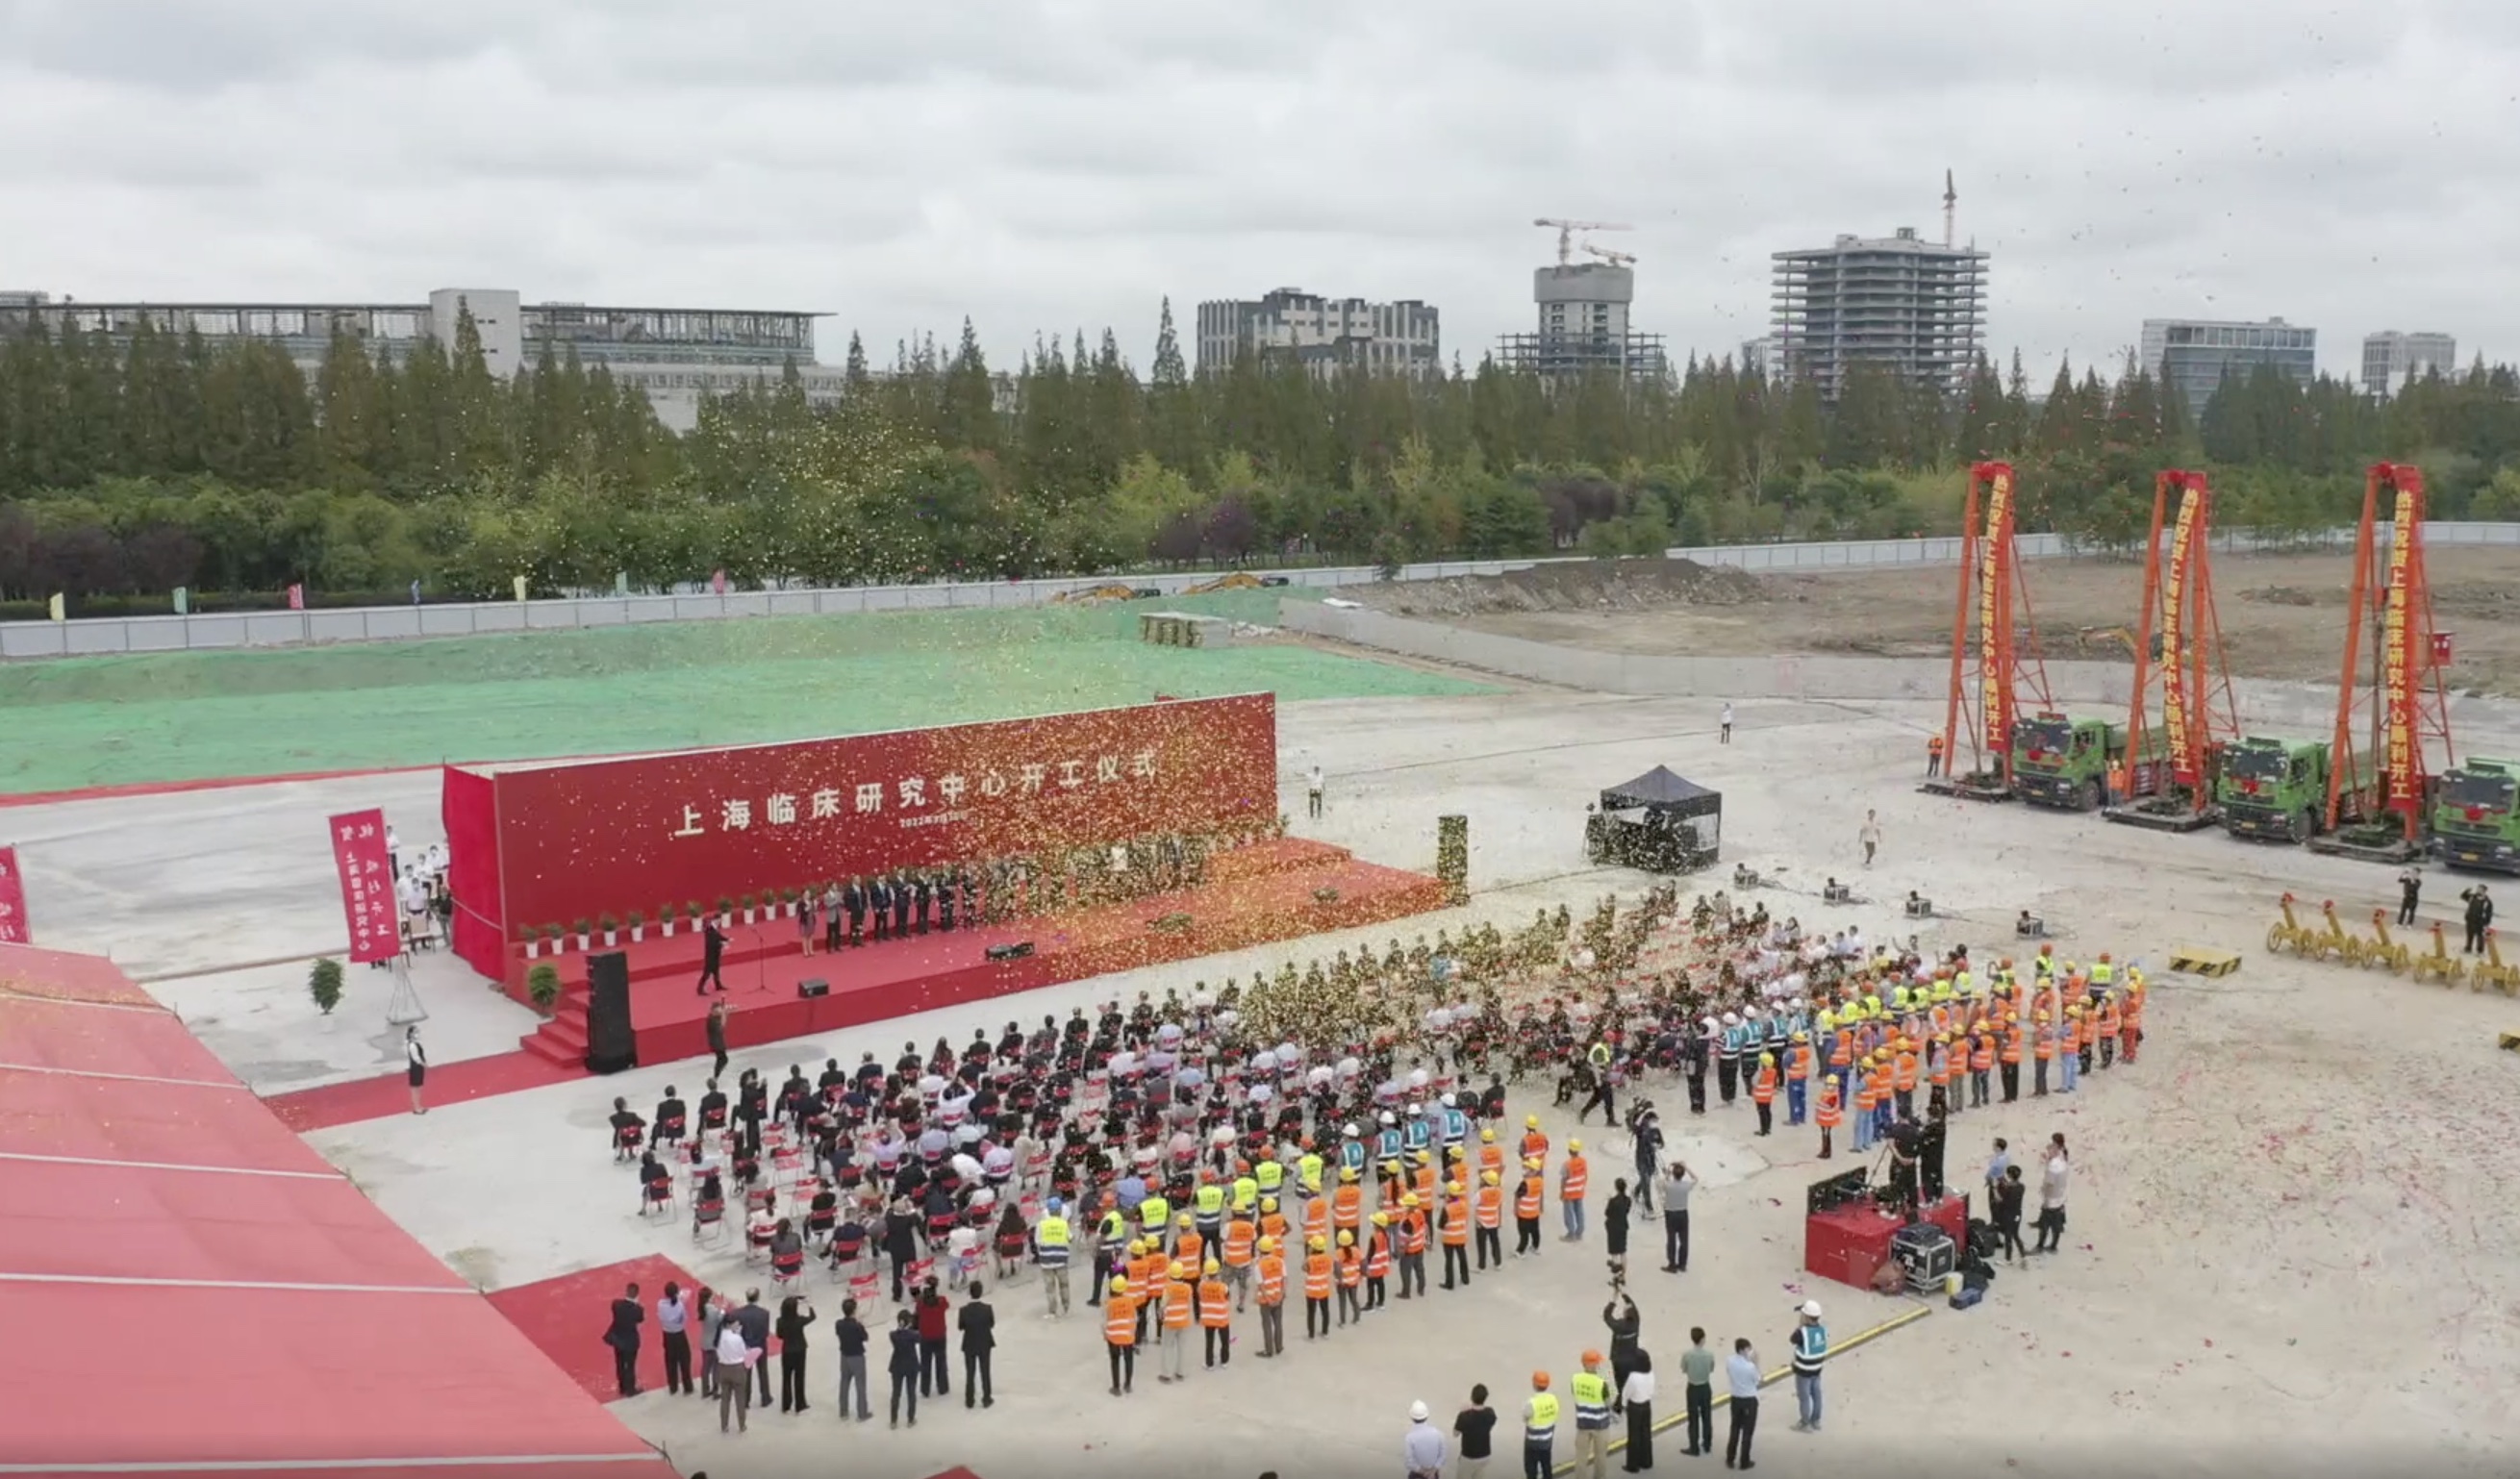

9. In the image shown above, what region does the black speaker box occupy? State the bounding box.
[583,951,637,1074]
[985,940,1035,962]
[797,978,830,998]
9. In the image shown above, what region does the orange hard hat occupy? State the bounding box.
[1532,1371,1552,1389]
[1582,1349,1604,1366]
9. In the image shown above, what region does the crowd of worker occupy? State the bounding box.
[605,889,2149,1462]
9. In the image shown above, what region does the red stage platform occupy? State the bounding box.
[485,1253,708,1404]
[1803,1191,1969,1290]
[511,839,1449,1071]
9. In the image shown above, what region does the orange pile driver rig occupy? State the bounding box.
[1921,461,2054,802]
[2105,470,2240,832]
[2307,462,2457,864]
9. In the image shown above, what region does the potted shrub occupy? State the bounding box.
[739,893,757,925]
[526,962,562,1016]
[659,903,678,939]
[628,910,646,943]
[715,897,733,926]
[572,917,592,951]
[539,923,562,955]
[599,914,620,947]
[309,957,344,1015]
[780,887,799,917]
[521,924,542,961]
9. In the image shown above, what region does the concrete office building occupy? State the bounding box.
[1740,335,1788,384]
[2360,331,2457,398]
[2138,316,2316,419]
[1493,263,1670,384]
[1194,288,1441,380]
[0,288,840,433]
[1770,227,1986,401]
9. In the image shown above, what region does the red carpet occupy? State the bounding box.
[0,940,671,1478]
[266,1047,583,1134]
[513,841,1447,1069]
[266,840,1449,1133]
[486,1253,709,1404]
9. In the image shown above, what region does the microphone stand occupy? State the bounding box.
[749,923,770,993]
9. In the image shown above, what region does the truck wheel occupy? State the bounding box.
[2079,780,2101,813]
[2287,809,2311,844]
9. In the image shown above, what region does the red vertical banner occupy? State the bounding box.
[0,845,30,945]
[329,809,402,963]
[288,583,307,611]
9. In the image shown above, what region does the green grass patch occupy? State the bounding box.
[0,589,1487,794]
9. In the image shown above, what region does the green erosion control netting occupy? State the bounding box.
[0,590,1487,796]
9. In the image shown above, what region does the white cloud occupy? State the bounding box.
[3,0,2515,384]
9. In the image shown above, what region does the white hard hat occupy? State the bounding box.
[1802,1300,1823,1318]
[1701,1018,1716,1031]
[1344,1122,1360,1137]
[1378,1111,1397,1126]
[1407,1103,1424,1117]
[1441,1092,1457,1108]
[1722,1012,1740,1025]
[1790,997,1805,1009]
[1409,1400,1430,1422]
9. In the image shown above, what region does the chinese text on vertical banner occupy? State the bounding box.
[0,845,30,945]
[329,810,402,963]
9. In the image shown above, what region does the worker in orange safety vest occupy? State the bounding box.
[1197,1261,1232,1368]
[1558,1139,1591,1241]
[1252,1236,1286,1358]
[1814,1076,1842,1160]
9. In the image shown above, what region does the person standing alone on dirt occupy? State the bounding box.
[1308,765,1325,819]
[2397,868,2421,928]
[1720,702,1734,744]
[1858,811,1882,868]
[2460,885,2493,954]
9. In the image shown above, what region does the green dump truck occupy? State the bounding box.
[2009,713,2169,812]
[2217,736,2365,843]
[2432,758,2520,874]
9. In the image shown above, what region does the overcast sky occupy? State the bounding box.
[6,1,2517,386]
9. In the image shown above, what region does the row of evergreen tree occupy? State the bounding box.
[3,298,2517,608]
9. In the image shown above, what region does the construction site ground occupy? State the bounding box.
[1360,548,2520,698]
[19,678,2520,1475]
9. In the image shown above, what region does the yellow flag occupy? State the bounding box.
[47,593,64,622]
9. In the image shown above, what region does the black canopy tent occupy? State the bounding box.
[1587,765,1723,872]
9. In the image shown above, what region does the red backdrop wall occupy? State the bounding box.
[443,694,1277,975]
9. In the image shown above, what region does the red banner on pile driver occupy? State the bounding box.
[0,845,31,945]
[329,809,403,964]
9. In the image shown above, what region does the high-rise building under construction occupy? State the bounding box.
[1770,226,1987,402]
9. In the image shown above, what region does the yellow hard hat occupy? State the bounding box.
[1446,1181,1464,1194]
[1523,1157,1542,1169]
[1203,1259,1220,1276]
[1568,1139,1582,1153]
[1525,1115,1540,1129]
[1401,1193,1421,1207]
[1480,1128,1496,1143]
[1761,1053,1776,1065]
[1337,1230,1354,1246]
[1260,1196,1277,1212]
[1111,1276,1129,1293]
[1127,1238,1146,1254]
[1177,1213,1193,1227]
[1340,1166,1359,1182]
[1258,1236,1277,1253]
[1308,1236,1326,1251]
[1482,1170,1500,1186]
[1372,1212,1389,1226]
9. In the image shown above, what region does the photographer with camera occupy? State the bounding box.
[1601,1290,1642,1414]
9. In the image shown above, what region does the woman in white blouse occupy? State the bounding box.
[1620,1348,1656,1470]
[404,1027,427,1116]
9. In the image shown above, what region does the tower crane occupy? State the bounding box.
[1581,241,1636,267]
[1533,218,1633,266]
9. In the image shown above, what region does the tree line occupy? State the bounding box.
[4,297,2519,613]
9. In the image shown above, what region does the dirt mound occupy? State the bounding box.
[2238,586,2329,607]
[1356,558,1768,619]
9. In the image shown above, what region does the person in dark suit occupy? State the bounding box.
[2462,884,2495,954]
[707,1000,731,1081]
[887,1309,921,1427]
[605,1282,644,1397]
[891,873,914,938]
[939,867,959,931]
[653,1086,687,1148]
[696,915,728,993]
[869,877,895,941]
[734,1288,773,1409]
[913,872,935,934]
[843,877,866,947]
[958,1280,996,1408]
